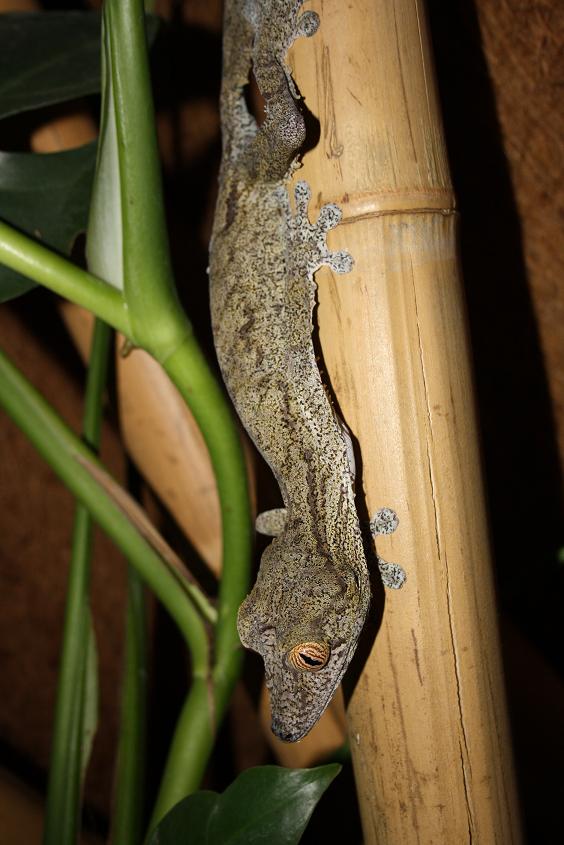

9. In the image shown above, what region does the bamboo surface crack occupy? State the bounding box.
[386,634,423,833]
[459,740,475,844]
[445,553,475,838]
[412,253,475,835]
[392,8,417,162]
[339,207,457,225]
[410,261,441,554]
[414,0,433,130]
[322,45,344,164]
[410,628,423,686]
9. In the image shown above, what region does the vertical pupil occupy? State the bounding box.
[289,642,330,671]
[300,652,322,666]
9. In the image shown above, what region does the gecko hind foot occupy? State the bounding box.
[370,508,406,589]
[294,10,319,40]
[370,507,399,536]
[378,558,407,590]
[292,181,354,276]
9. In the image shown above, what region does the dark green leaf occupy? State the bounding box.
[0,142,96,302]
[152,791,218,844]
[149,764,341,845]
[0,12,160,302]
[0,12,103,121]
[0,12,160,122]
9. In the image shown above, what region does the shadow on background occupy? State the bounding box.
[427,0,564,840]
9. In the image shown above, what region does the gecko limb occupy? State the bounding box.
[370,507,399,536]
[377,559,407,590]
[370,507,407,589]
[290,181,354,276]
[241,3,319,181]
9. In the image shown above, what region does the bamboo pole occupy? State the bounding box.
[289,1,522,841]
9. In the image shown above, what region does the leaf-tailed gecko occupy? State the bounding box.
[209,0,405,742]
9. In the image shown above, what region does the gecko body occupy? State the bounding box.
[209,0,401,742]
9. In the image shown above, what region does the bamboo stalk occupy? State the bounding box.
[289,0,522,841]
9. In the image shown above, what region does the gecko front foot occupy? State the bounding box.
[370,507,406,590]
[290,181,353,277]
[293,10,319,42]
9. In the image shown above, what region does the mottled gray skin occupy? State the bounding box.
[209,0,370,742]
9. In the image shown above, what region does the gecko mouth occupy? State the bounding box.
[273,725,302,743]
[270,680,339,743]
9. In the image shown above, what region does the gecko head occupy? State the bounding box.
[266,634,353,742]
[237,539,370,742]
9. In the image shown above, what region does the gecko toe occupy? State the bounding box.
[378,558,407,590]
[289,181,353,277]
[317,203,343,232]
[370,507,399,536]
[327,249,354,274]
[294,180,312,216]
[295,11,320,39]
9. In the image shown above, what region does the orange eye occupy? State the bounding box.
[288,642,330,672]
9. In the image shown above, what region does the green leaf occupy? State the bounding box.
[148,764,341,845]
[0,11,161,303]
[0,12,159,121]
[0,142,96,302]
[0,12,103,121]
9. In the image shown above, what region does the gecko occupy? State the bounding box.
[209,0,405,743]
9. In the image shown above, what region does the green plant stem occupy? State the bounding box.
[0,221,131,335]
[111,565,148,845]
[0,345,209,675]
[43,319,111,845]
[100,0,252,825]
[164,339,251,696]
[82,324,113,443]
[105,0,187,359]
[147,337,252,827]
[0,0,253,831]
[147,678,214,837]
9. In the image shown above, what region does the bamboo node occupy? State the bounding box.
[306,189,457,222]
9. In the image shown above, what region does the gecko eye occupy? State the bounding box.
[288,642,330,672]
